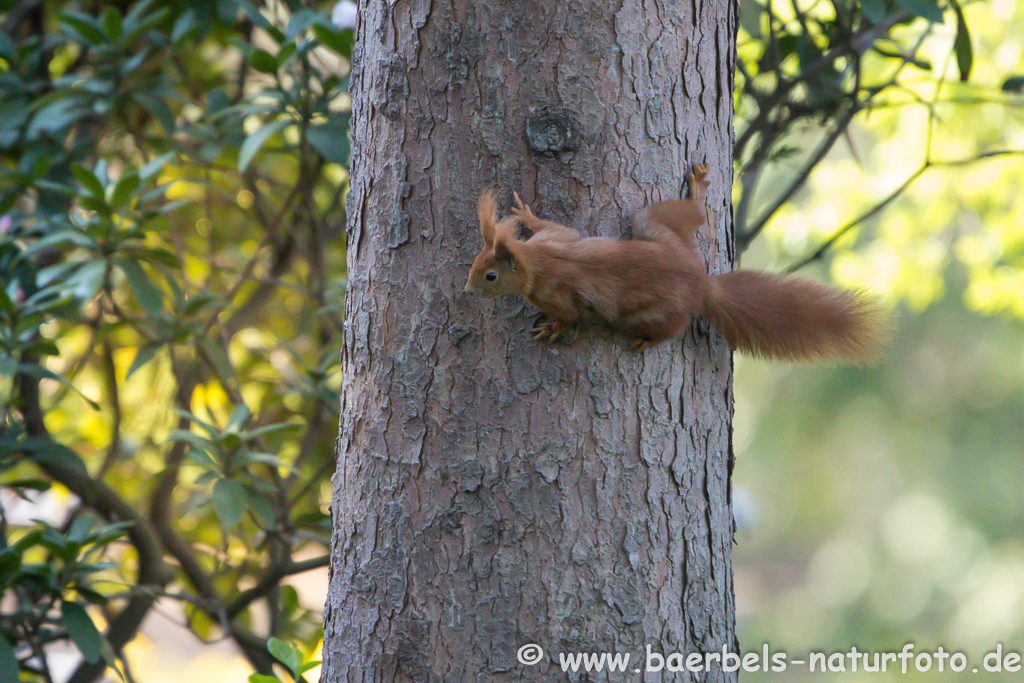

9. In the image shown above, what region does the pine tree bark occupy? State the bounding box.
[322,0,738,681]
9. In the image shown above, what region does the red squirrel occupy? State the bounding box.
[465,165,888,360]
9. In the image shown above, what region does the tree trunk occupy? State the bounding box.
[322,0,737,680]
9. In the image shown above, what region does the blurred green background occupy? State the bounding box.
[733,0,1024,679]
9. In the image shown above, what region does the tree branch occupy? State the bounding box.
[15,361,174,683]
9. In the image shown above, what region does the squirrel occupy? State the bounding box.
[465,165,888,361]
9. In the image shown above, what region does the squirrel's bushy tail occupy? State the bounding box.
[704,270,889,362]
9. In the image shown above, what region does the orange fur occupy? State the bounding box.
[465,165,889,361]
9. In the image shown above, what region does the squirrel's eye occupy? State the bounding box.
[485,271,498,282]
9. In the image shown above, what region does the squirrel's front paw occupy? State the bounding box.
[532,320,571,343]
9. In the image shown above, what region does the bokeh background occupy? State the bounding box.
[734,0,1024,679]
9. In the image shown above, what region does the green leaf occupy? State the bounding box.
[66,260,108,300]
[126,341,163,378]
[62,601,104,664]
[238,118,290,172]
[225,404,250,432]
[72,165,106,199]
[312,23,354,59]
[894,0,943,23]
[267,637,302,678]
[186,447,218,469]
[0,635,17,683]
[247,488,278,528]
[21,229,98,257]
[23,437,90,476]
[276,43,297,70]
[139,152,176,180]
[240,422,301,440]
[0,30,15,60]
[101,6,123,39]
[0,551,21,587]
[212,477,247,528]
[67,514,97,544]
[172,407,219,435]
[109,172,141,208]
[133,91,177,133]
[122,0,159,34]
[171,9,201,43]
[58,11,107,45]
[119,45,151,78]
[89,520,135,546]
[1003,75,1024,92]
[300,660,322,674]
[18,362,101,410]
[248,675,283,683]
[180,291,223,315]
[197,335,234,382]
[950,0,972,81]
[305,115,351,165]
[2,479,52,494]
[116,258,164,314]
[285,9,320,40]
[121,5,170,44]
[168,429,214,454]
[249,48,278,74]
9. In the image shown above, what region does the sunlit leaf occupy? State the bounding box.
[248,676,282,683]
[267,636,302,678]
[238,118,291,172]
[126,341,163,378]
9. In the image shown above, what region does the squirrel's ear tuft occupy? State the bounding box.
[478,188,499,244]
[494,239,517,271]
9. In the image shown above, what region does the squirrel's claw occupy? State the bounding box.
[532,320,569,343]
[511,192,537,225]
[629,337,653,352]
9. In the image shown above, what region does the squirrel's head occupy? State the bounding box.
[466,189,526,297]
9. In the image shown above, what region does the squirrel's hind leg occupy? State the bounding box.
[629,337,653,352]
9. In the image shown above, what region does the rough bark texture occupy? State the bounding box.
[322,0,738,680]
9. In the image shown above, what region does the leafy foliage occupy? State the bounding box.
[735,0,1024,320]
[1,0,350,679]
